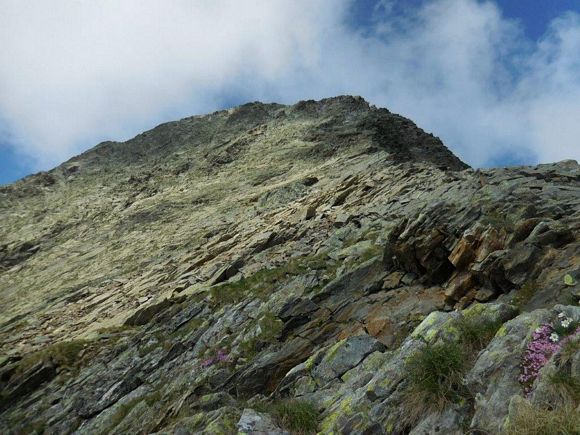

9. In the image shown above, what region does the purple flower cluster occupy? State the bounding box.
[518,313,580,396]
[518,324,561,396]
[201,349,229,368]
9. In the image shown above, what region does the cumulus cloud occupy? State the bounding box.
[0,0,578,170]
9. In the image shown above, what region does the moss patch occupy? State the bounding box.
[512,280,538,310]
[15,339,89,376]
[210,252,338,308]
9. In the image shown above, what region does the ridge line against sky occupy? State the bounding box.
[1,0,579,184]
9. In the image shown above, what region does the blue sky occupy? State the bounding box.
[1,0,580,185]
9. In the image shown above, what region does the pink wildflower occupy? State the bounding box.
[216,349,229,362]
[518,318,579,396]
[518,324,561,396]
[200,349,229,368]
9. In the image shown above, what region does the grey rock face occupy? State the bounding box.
[311,335,386,383]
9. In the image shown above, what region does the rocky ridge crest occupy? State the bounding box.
[0,96,578,434]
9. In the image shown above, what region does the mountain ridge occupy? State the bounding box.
[2,96,466,191]
[0,96,578,434]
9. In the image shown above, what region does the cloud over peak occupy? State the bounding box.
[0,0,578,171]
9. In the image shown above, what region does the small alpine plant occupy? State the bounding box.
[518,312,579,396]
[201,348,229,368]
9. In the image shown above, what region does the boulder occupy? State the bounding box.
[237,409,289,435]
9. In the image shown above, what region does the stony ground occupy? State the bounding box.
[0,96,578,434]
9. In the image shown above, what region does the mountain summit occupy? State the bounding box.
[1,97,579,434]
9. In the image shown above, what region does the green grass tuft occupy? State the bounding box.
[270,399,319,434]
[558,336,580,364]
[505,401,579,435]
[402,341,470,427]
[406,341,466,402]
[548,370,580,403]
[456,315,503,355]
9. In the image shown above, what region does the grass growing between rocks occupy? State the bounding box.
[15,339,89,375]
[505,401,579,435]
[548,336,580,404]
[404,341,467,421]
[239,312,284,359]
[456,315,504,356]
[255,399,319,434]
[479,208,516,231]
[558,335,580,364]
[548,371,580,403]
[102,396,144,435]
[273,400,319,434]
[209,252,337,308]
[403,313,504,426]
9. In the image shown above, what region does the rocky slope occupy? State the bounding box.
[0,96,578,434]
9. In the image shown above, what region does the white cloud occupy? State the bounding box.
[0,0,578,170]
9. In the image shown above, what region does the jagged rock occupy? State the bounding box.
[209,257,245,285]
[382,271,404,290]
[448,237,476,269]
[312,257,387,304]
[333,212,350,227]
[311,335,386,383]
[474,287,496,302]
[125,298,173,326]
[525,220,574,248]
[234,337,313,395]
[0,360,57,411]
[444,271,475,303]
[75,365,144,418]
[502,244,543,287]
[278,297,318,322]
[248,231,279,254]
[385,226,456,285]
[301,176,319,186]
[301,205,316,221]
[332,188,354,207]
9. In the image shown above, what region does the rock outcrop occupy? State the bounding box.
[0,96,578,434]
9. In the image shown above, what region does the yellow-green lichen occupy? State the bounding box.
[496,325,508,337]
[462,302,488,319]
[320,397,353,433]
[325,339,347,363]
[378,377,391,389]
[304,354,318,371]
